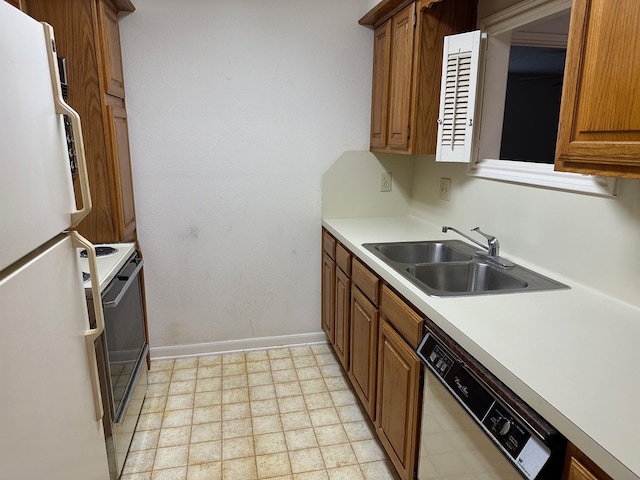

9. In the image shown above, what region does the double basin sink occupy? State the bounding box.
[363,240,568,297]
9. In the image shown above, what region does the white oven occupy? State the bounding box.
[416,318,566,480]
[81,244,148,480]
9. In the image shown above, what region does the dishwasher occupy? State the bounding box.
[416,317,566,479]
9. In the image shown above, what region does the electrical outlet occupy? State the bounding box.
[381,172,392,192]
[439,177,452,201]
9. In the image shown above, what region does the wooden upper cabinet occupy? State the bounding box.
[98,0,126,98]
[360,0,477,155]
[555,0,640,178]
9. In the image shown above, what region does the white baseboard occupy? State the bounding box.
[150,331,329,360]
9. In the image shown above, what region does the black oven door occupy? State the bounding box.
[102,253,146,420]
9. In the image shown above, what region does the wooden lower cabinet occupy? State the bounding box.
[376,319,422,480]
[320,230,423,480]
[348,286,378,418]
[563,444,613,480]
[321,251,336,343]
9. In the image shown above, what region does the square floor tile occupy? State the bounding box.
[222,418,252,439]
[153,445,189,470]
[222,387,249,404]
[222,352,246,364]
[320,443,358,469]
[174,358,199,369]
[250,398,279,417]
[191,422,221,443]
[197,365,222,379]
[193,405,222,424]
[304,392,333,410]
[162,409,193,429]
[289,447,326,473]
[314,424,348,446]
[194,390,222,408]
[221,402,250,421]
[247,360,271,374]
[309,408,341,428]
[189,440,222,465]
[256,452,292,478]
[268,348,291,359]
[284,428,318,450]
[281,411,312,431]
[254,432,287,455]
[246,350,269,362]
[250,384,276,401]
[130,429,160,452]
[292,355,317,369]
[252,415,283,435]
[166,393,195,411]
[342,421,375,442]
[158,426,191,448]
[272,369,299,384]
[275,381,303,398]
[169,380,197,395]
[222,436,255,460]
[278,395,307,414]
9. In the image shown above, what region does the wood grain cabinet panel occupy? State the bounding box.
[334,267,351,370]
[555,0,640,178]
[376,319,421,480]
[98,0,126,98]
[105,101,136,241]
[562,443,613,480]
[370,21,391,149]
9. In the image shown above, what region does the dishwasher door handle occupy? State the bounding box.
[103,259,144,309]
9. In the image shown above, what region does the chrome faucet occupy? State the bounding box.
[442,225,513,268]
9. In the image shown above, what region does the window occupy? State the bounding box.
[468,0,618,196]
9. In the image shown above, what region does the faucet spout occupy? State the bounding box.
[442,225,514,268]
[441,226,487,251]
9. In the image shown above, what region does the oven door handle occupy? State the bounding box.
[103,259,144,309]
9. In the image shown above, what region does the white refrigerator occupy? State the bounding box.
[0,3,110,479]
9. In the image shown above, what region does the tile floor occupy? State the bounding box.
[121,343,401,480]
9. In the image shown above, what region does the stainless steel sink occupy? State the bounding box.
[362,240,569,297]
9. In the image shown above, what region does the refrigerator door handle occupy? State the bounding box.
[43,23,92,227]
[72,232,105,421]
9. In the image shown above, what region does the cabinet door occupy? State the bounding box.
[321,251,336,343]
[105,102,136,241]
[370,21,391,150]
[376,319,421,480]
[98,0,126,98]
[349,286,378,419]
[555,0,640,178]
[334,267,351,370]
[387,2,415,151]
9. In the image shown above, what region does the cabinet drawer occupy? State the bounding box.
[380,284,422,349]
[336,243,352,276]
[352,258,379,305]
[322,229,336,259]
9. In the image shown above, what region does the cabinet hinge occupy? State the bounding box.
[407,125,411,139]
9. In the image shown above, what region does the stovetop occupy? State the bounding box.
[78,242,136,295]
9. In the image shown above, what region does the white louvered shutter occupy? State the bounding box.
[436,30,482,163]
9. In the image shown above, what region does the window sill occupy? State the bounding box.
[468,159,618,197]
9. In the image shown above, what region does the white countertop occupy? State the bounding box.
[322,215,640,480]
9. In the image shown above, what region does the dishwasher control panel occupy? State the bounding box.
[417,331,553,480]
